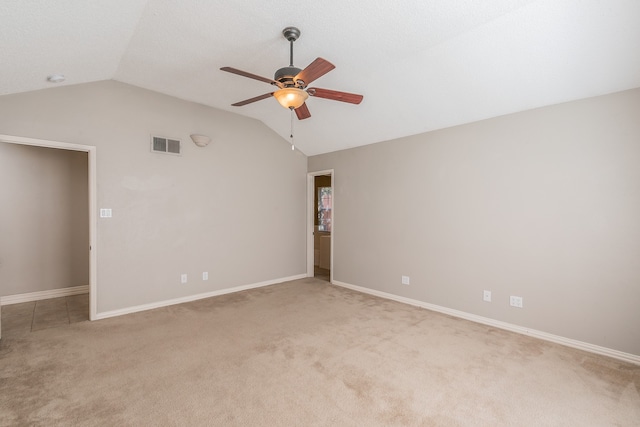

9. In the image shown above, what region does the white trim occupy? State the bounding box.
[332,280,640,366]
[307,170,334,283]
[95,274,307,320]
[1,285,89,305]
[0,134,93,152]
[88,144,97,320]
[0,134,98,321]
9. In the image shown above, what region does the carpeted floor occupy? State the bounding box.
[1,278,639,426]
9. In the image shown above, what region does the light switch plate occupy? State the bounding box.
[510,296,523,308]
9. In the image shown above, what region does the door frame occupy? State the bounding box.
[0,134,98,320]
[307,169,334,283]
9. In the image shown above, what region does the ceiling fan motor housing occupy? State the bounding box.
[274,66,305,88]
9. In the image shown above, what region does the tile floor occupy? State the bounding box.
[314,266,330,282]
[1,294,89,337]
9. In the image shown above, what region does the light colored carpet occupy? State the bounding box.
[1,278,638,426]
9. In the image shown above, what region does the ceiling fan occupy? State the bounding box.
[220,26,363,120]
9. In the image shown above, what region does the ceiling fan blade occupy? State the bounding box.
[220,67,277,85]
[294,58,335,86]
[231,92,274,107]
[295,103,311,120]
[308,88,363,104]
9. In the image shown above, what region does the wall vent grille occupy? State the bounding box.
[151,136,181,155]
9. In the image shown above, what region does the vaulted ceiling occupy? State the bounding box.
[1,1,639,155]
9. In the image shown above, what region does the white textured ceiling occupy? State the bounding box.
[1,0,639,155]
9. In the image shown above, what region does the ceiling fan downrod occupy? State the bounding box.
[290,39,294,67]
[282,26,301,67]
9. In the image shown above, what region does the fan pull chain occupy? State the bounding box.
[290,108,295,151]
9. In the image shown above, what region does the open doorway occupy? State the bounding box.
[0,135,97,324]
[307,170,333,282]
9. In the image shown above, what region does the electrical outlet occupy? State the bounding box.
[401,276,410,285]
[510,295,523,308]
[202,272,208,281]
[483,290,492,302]
[181,274,187,284]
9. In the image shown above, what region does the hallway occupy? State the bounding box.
[1,294,89,338]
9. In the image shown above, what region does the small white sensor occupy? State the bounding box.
[47,74,66,83]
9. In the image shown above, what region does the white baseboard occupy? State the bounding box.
[1,285,89,306]
[95,274,307,320]
[332,280,640,366]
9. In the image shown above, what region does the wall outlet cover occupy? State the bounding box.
[510,296,523,308]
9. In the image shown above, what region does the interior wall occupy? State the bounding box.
[0,80,307,314]
[309,88,640,356]
[0,143,89,295]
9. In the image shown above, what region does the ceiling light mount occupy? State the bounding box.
[282,27,301,43]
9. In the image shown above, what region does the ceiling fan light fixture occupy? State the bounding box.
[220,26,362,120]
[274,87,308,109]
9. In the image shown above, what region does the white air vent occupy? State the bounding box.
[151,136,181,155]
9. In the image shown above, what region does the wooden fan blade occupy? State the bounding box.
[220,67,277,85]
[294,58,335,86]
[295,103,311,120]
[231,92,274,107]
[308,87,363,104]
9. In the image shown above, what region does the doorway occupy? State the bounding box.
[0,134,97,321]
[307,170,333,282]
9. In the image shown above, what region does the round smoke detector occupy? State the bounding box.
[47,74,66,83]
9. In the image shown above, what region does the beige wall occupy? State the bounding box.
[309,88,640,356]
[0,81,307,314]
[0,143,89,295]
